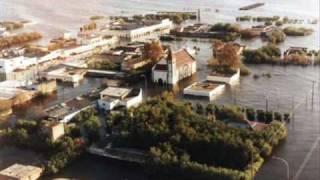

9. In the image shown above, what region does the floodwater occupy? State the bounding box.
[0,0,320,179]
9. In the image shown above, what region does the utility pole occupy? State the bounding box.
[197,9,201,23]
[311,80,315,110]
[291,96,295,128]
[265,98,269,112]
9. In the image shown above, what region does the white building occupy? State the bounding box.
[98,87,142,111]
[0,48,37,73]
[62,35,118,57]
[152,48,196,85]
[40,67,87,83]
[107,19,173,40]
[183,81,225,100]
[0,164,43,180]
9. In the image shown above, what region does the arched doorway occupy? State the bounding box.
[158,78,164,85]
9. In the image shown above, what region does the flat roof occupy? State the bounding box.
[0,164,42,179]
[188,81,223,92]
[100,87,132,98]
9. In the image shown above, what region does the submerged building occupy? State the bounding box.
[152,48,196,85]
[98,87,143,111]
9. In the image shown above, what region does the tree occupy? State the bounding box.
[83,115,101,143]
[144,40,164,62]
[214,40,241,69]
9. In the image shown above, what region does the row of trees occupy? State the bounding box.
[106,93,287,180]
[0,32,42,50]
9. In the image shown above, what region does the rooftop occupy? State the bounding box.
[0,164,42,179]
[100,87,132,98]
[45,96,91,120]
[188,81,223,92]
[173,49,195,67]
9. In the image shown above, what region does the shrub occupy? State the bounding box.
[267,30,286,44]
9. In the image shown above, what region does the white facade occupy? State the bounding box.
[98,87,143,111]
[0,55,37,73]
[206,69,240,85]
[108,19,173,40]
[63,36,118,57]
[152,49,197,85]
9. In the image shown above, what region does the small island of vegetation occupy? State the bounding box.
[283,26,314,36]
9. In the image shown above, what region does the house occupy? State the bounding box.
[98,87,142,111]
[42,121,65,142]
[0,164,43,180]
[152,48,196,85]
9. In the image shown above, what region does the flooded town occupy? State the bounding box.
[0,0,319,180]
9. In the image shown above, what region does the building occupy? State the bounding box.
[40,67,87,83]
[183,81,225,100]
[42,121,65,142]
[44,96,93,123]
[107,19,173,40]
[152,48,196,85]
[0,86,35,106]
[0,48,37,73]
[0,164,43,180]
[98,87,142,111]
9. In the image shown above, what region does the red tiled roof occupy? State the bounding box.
[173,49,195,68]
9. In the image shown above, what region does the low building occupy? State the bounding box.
[40,67,87,83]
[42,121,65,142]
[98,87,142,111]
[152,48,196,85]
[183,81,225,100]
[107,19,173,40]
[0,86,36,106]
[207,69,240,85]
[0,48,37,73]
[0,163,43,180]
[44,96,92,123]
